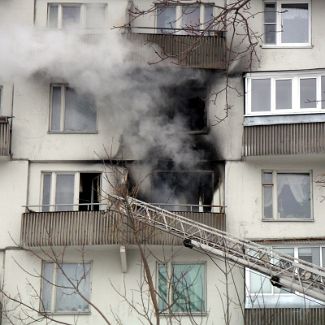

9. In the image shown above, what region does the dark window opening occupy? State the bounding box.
[150,171,214,212]
[164,80,207,132]
[79,173,100,211]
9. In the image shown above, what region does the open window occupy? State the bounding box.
[163,79,207,132]
[149,170,214,212]
[41,172,101,212]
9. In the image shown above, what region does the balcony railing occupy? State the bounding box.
[20,203,226,247]
[0,117,10,156]
[126,28,226,69]
[245,308,325,325]
[243,122,325,156]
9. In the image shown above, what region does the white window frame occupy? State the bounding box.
[47,3,107,29]
[263,0,311,47]
[40,171,102,212]
[246,245,324,307]
[245,71,325,116]
[157,262,207,315]
[40,261,92,314]
[155,3,215,33]
[49,84,97,133]
[261,170,313,221]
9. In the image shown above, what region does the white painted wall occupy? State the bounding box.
[0,161,28,247]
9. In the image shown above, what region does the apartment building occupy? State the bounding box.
[0,0,325,324]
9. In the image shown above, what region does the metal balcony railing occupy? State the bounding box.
[0,116,10,156]
[126,28,226,69]
[20,203,226,247]
[243,122,325,156]
[245,307,325,325]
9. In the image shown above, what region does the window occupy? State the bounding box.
[50,85,96,133]
[246,245,323,308]
[41,172,101,212]
[162,79,208,132]
[262,171,311,220]
[246,72,325,115]
[150,170,215,212]
[156,3,214,34]
[264,1,310,46]
[158,263,206,314]
[48,3,106,29]
[41,262,91,313]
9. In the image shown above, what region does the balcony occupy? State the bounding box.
[126,29,226,70]
[20,204,225,247]
[243,122,325,157]
[0,116,10,157]
[245,308,325,325]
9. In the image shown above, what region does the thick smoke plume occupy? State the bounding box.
[0,24,219,207]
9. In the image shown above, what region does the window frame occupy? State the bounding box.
[49,84,97,134]
[157,261,207,315]
[155,3,215,34]
[40,261,92,314]
[246,245,324,307]
[40,171,102,212]
[245,71,325,116]
[47,2,107,29]
[261,170,313,221]
[263,0,311,47]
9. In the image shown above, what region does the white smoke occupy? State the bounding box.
[0,23,216,202]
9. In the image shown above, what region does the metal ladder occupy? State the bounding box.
[111,195,325,302]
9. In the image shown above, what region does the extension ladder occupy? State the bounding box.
[111,195,325,302]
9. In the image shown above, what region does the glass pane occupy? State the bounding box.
[282,4,309,43]
[251,79,271,112]
[265,3,276,23]
[55,174,74,211]
[55,263,90,312]
[262,172,273,184]
[321,76,325,109]
[263,186,273,219]
[62,5,81,29]
[86,4,106,29]
[42,174,52,212]
[300,78,316,108]
[298,247,320,265]
[64,88,96,132]
[41,262,54,312]
[204,5,214,30]
[158,264,168,311]
[51,86,61,131]
[157,5,176,33]
[276,79,292,110]
[249,270,272,293]
[277,173,311,219]
[172,264,205,313]
[48,4,58,28]
[181,5,200,32]
[273,248,294,293]
[265,24,276,44]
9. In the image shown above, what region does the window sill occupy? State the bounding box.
[48,131,98,134]
[40,311,91,316]
[262,44,313,49]
[262,218,314,222]
[159,312,208,317]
